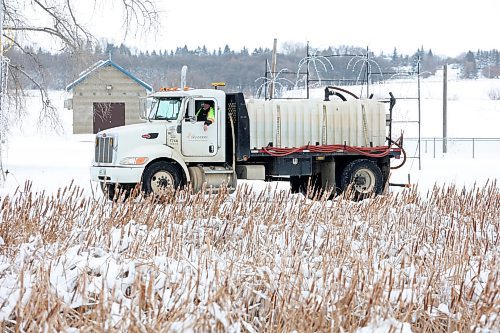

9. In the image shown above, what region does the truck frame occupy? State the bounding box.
[91,86,402,200]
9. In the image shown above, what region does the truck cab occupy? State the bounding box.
[91,88,239,199]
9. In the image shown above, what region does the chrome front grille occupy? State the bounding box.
[95,136,114,163]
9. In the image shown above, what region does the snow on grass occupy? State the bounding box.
[0,183,498,331]
[0,78,499,331]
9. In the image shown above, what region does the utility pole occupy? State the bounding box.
[269,38,277,99]
[366,46,370,98]
[443,63,448,154]
[417,58,422,170]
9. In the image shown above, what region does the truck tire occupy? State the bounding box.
[290,176,309,195]
[101,183,135,201]
[291,175,331,199]
[340,159,383,200]
[142,161,183,197]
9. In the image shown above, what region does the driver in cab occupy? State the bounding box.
[196,101,215,132]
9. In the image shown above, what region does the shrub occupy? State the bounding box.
[487,87,500,100]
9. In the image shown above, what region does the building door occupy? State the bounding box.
[93,102,125,134]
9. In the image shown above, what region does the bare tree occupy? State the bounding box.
[1,0,159,129]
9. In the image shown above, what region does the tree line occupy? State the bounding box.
[6,43,500,97]
[1,0,497,131]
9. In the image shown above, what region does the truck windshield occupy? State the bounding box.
[150,98,182,120]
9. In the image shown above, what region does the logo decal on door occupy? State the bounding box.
[187,133,208,141]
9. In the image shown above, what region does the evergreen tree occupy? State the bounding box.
[463,50,478,79]
[391,47,399,66]
[421,49,439,77]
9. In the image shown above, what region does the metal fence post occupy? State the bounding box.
[433,137,436,158]
[472,138,475,159]
[403,137,499,162]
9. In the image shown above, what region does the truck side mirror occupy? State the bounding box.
[139,97,152,120]
[187,97,197,123]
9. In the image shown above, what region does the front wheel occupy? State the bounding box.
[141,161,183,197]
[340,159,383,200]
[100,183,136,201]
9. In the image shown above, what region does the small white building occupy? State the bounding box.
[65,59,153,134]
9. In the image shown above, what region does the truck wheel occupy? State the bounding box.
[142,161,182,197]
[290,176,309,195]
[291,175,330,199]
[101,183,135,201]
[340,159,383,200]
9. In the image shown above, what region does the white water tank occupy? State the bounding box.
[246,98,386,149]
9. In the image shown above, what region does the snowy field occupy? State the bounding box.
[0,77,499,332]
[3,73,500,197]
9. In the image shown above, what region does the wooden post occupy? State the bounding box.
[269,38,277,99]
[443,64,448,153]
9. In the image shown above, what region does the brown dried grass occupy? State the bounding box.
[0,180,498,332]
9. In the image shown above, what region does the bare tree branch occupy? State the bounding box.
[1,0,160,131]
[5,27,79,51]
[10,64,62,133]
[3,33,62,131]
[121,0,160,38]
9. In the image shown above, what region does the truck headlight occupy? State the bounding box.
[120,157,149,165]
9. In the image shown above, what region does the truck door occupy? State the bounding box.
[181,98,218,157]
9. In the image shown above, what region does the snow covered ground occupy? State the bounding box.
[1,75,499,197]
[0,78,498,332]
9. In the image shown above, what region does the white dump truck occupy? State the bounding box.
[91,85,403,200]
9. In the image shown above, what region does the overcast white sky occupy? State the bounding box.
[83,0,499,57]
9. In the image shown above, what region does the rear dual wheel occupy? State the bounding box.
[340,159,383,200]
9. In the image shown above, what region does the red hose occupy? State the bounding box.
[259,144,396,158]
